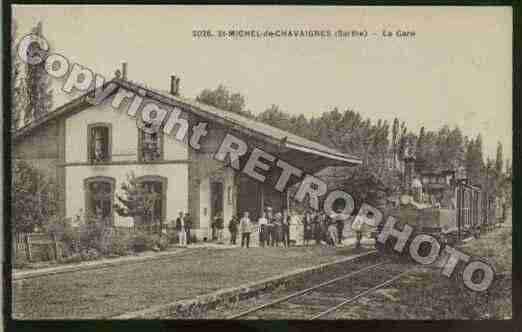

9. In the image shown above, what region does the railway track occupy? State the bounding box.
[227,261,413,320]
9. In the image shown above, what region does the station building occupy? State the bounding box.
[14,68,361,240]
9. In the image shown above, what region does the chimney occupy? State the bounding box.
[170,75,180,95]
[122,62,127,80]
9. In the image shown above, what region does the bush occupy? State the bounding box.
[79,248,101,261]
[42,215,108,255]
[14,260,32,270]
[131,231,155,252]
[61,253,83,264]
[189,234,198,243]
[153,234,170,251]
[102,233,133,257]
[79,222,105,251]
[170,233,179,244]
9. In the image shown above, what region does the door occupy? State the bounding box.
[237,174,261,221]
[210,182,224,222]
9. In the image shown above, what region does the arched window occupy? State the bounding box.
[84,176,115,226]
[87,123,112,163]
[136,176,167,230]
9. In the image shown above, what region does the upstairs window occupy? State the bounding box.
[139,129,163,162]
[88,124,112,163]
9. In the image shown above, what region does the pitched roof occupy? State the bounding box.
[15,78,361,165]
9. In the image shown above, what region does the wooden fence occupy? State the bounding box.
[14,232,60,263]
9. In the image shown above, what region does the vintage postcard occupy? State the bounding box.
[8,5,512,322]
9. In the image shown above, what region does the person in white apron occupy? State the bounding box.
[352,211,372,249]
[178,216,187,246]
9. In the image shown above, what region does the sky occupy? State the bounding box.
[13,5,512,161]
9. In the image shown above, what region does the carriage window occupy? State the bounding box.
[88,124,111,163]
[139,129,162,162]
[85,178,114,227]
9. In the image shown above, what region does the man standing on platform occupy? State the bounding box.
[228,215,239,245]
[330,207,351,246]
[282,209,291,248]
[266,207,275,247]
[240,211,253,248]
[352,209,374,249]
[258,211,269,247]
[214,212,224,243]
[175,211,183,243]
[303,210,313,246]
[178,214,187,246]
[183,212,192,245]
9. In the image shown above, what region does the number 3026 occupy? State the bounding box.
[193,30,213,37]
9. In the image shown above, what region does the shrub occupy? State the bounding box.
[14,260,32,270]
[79,222,105,251]
[189,234,198,243]
[61,253,83,264]
[153,234,170,251]
[170,233,179,244]
[131,231,155,252]
[102,233,133,257]
[79,248,101,261]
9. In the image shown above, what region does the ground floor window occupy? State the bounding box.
[84,177,115,227]
[136,176,167,232]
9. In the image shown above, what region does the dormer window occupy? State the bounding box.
[88,124,112,163]
[139,129,163,162]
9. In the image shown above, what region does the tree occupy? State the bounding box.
[503,159,512,207]
[465,134,485,186]
[505,158,512,179]
[196,85,253,118]
[495,142,503,176]
[257,104,291,128]
[197,83,498,205]
[447,126,465,170]
[391,118,400,158]
[11,19,28,132]
[25,21,53,123]
[397,121,408,159]
[288,114,312,138]
[339,167,398,212]
[114,172,161,233]
[12,160,58,233]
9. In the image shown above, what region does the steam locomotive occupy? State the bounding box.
[387,178,506,246]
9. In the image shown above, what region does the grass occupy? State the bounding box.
[328,219,512,320]
[13,245,367,319]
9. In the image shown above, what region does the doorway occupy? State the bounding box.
[210,182,224,240]
[237,174,261,221]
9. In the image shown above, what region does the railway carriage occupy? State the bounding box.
[383,178,503,248]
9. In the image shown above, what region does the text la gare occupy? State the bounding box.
[383,29,416,38]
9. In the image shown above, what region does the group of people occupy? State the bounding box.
[225,206,368,249]
[174,202,389,249]
[172,212,193,246]
[227,207,299,248]
[301,208,354,247]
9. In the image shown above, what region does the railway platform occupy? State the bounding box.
[13,244,373,319]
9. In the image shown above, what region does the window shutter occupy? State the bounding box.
[89,128,95,161]
[103,127,109,159]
